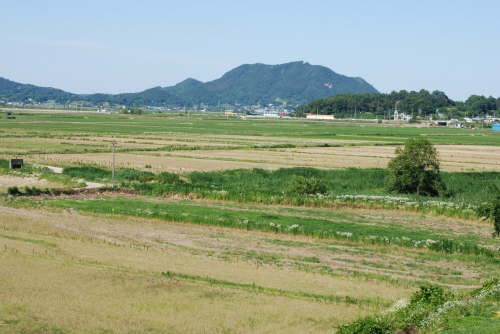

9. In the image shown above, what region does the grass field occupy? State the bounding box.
[0,111,499,333]
[1,112,499,172]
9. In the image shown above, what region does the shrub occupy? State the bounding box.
[336,316,393,334]
[410,284,448,307]
[7,186,21,196]
[287,175,327,195]
[476,184,500,236]
[24,186,42,196]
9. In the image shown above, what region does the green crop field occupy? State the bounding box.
[0,110,499,333]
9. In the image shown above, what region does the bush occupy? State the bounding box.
[7,186,21,196]
[336,316,393,334]
[24,186,42,196]
[476,184,500,236]
[287,175,327,195]
[410,284,448,307]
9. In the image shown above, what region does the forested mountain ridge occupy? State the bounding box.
[0,77,77,102]
[0,61,379,107]
[200,61,379,105]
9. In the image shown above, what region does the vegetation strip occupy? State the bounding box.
[161,271,388,308]
[0,234,58,248]
[41,196,500,258]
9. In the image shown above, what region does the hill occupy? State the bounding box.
[0,77,77,103]
[0,61,379,107]
[194,61,379,106]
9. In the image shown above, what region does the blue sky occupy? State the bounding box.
[1,0,498,101]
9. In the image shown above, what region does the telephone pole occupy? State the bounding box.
[111,140,116,187]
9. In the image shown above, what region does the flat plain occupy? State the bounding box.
[1,111,499,333]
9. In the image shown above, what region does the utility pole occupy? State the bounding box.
[111,140,116,188]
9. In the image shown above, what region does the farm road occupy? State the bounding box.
[41,165,106,189]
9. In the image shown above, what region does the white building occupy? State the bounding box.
[305,114,335,120]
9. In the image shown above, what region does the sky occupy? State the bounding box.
[1,0,499,102]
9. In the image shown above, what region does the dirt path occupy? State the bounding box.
[36,165,106,189]
[44,165,63,173]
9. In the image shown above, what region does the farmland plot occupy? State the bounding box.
[2,193,500,333]
[1,113,500,172]
[1,112,500,333]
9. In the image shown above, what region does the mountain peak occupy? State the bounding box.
[0,62,379,107]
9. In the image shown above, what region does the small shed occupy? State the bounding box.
[492,124,500,131]
[9,159,24,169]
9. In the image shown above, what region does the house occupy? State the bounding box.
[264,111,279,118]
[492,124,500,131]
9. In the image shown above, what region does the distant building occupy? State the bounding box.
[305,114,335,120]
[264,111,279,118]
[492,124,500,131]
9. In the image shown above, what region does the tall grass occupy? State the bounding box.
[58,165,500,219]
[62,166,179,184]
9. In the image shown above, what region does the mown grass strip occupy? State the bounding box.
[0,234,58,248]
[161,270,389,308]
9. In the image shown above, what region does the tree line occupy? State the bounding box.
[294,90,500,119]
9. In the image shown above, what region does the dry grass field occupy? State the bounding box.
[0,202,414,333]
[2,190,499,333]
[1,113,500,333]
[18,143,500,173]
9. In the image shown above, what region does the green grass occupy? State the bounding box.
[1,112,499,145]
[439,304,500,334]
[42,196,500,258]
[57,165,500,207]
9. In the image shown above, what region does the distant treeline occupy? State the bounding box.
[294,90,500,118]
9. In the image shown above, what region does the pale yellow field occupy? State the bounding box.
[21,143,500,172]
[0,204,412,333]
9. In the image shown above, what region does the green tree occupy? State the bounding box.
[385,137,447,196]
[477,184,500,237]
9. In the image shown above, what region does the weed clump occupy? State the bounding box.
[337,279,500,334]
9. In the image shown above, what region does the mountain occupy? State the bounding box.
[0,61,379,107]
[201,61,378,105]
[0,77,77,103]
